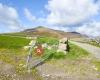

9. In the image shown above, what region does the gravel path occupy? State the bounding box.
[70,41,100,59]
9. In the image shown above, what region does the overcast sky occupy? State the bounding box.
[0,0,100,36]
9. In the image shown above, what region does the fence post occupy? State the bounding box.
[26,43,35,72]
[65,39,70,52]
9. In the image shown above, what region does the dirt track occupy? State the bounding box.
[70,41,100,59]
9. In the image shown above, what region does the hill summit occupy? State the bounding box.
[22,26,83,38]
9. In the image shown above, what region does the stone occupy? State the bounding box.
[58,43,66,51]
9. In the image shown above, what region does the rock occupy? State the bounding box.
[59,38,68,43]
[58,44,66,51]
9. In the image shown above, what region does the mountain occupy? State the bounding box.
[2,26,84,38]
[21,26,84,38]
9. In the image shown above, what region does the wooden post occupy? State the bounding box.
[65,39,70,52]
[26,43,36,72]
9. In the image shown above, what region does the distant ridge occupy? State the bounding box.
[22,26,84,38]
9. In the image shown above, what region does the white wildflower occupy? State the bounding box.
[23,46,30,50]
[19,64,23,66]
[92,65,98,71]
[42,43,47,48]
[48,46,52,50]
[29,40,35,45]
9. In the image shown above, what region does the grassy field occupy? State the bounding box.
[0,35,30,49]
[1,32,28,37]
[0,35,100,79]
[37,36,59,45]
